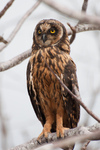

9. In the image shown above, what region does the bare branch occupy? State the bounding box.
[9,123,100,150]
[76,0,89,28]
[67,23,76,44]
[0,49,31,72]
[81,0,88,12]
[45,60,100,123]
[43,0,100,25]
[68,24,100,35]
[81,140,90,150]
[0,0,14,18]
[0,0,42,52]
[0,36,8,44]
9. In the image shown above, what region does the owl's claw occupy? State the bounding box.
[57,127,69,138]
[37,128,51,142]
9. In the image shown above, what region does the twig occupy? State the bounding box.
[67,23,76,44]
[0,0,14,18]
[0,49,31,72]
[0,0,42,52]
[0,36,8,44]
[43,0,100,25]
[81,0,88,12]
[81,140,90,150]
[44,60,100,123]
[76,0,89,27]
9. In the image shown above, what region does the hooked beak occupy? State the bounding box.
[42,34,47,43]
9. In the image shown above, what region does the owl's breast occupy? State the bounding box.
[31,47,67,82]
[29,47,69,110]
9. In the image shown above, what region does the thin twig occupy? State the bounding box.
[0,0,14,18]
[81,140,90,150]
[76,0,89,26]
[44,60,100,123]
[0,36,8,44]
[67,23,76,44]
[0,0,42,52]
[81,0,88,12]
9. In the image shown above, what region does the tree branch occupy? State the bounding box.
[43,0,100,26]
[81,0,88,12]
[0,49,31,72]
[76,0,89,27]
[0,36,8,44]
[81,140,90,150]
[68,24,100,35]
[67,23,76,44]
[9,123,100,150]
[0,0,42,52]
[0,0,14,18]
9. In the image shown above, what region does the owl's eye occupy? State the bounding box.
[50,28,56,34]
[38,29,41,34]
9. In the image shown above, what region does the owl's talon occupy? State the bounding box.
[57,127,69,138]
[37,129,51,142]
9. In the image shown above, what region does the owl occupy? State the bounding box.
[27,19,80,143]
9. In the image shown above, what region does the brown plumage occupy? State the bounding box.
[27,19,80,148]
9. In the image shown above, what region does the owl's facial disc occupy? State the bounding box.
[35,21,64,47]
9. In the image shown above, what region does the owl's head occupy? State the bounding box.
[33,19,68,47]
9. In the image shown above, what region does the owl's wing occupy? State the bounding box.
[62,57,80,128]
[27,61,45,126]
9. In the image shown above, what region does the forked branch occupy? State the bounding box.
[0,0,42,52]
[67,23,76,44]
[0,36,8,44]
[43,0,100,25]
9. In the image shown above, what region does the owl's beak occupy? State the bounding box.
[42,34,47,43]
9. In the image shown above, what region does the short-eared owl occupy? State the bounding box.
[27,19,80,143]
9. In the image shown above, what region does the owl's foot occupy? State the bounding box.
[57,127,69,138]
[37,125,51,142]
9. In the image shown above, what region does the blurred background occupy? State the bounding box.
[0,0,100,149]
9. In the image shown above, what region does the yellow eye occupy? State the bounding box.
[50,29,56,34]
[38,29,41,34]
